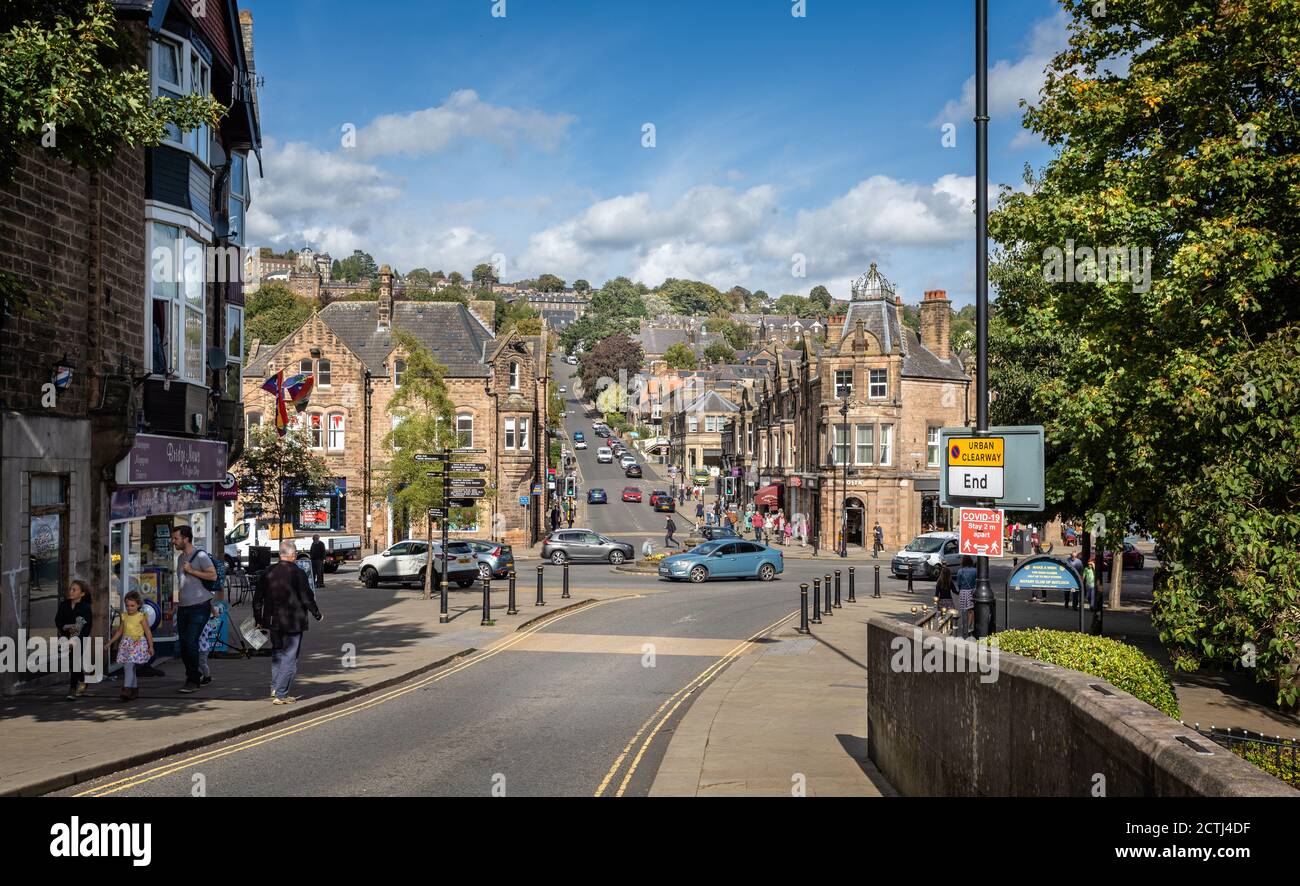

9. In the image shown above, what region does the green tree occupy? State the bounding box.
[662,342,697,370]
[808,285,832,312]
[406,267,434,287]
[536,273,566,292]
[656,278,729,315]
[770,294,818,318]
[989,0,1300,706]
[244,283,313,357]
[380,334,473,598]
[0,1,224,184]
[707,317,751,350]
[232,424,335,537]
[702,341,736,365]
[472,263,498,286]
[448,271,465,285]
[572,279,590,293]
[578,331,643,397]
[410,284,469,305]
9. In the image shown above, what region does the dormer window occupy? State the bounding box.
[509,362,520,390]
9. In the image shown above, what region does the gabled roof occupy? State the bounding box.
[682,389,741,414]
[248,300,494,378]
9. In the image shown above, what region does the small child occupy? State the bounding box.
[197,591,227,685]
[110,591,154,701]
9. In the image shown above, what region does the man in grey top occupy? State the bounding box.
[172,525,217,693]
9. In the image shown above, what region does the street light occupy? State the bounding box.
[839,394,849,557]
[972,0,996,638]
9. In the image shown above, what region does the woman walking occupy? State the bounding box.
[956,556,977,636]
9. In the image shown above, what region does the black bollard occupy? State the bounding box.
[873,564,881,598]
[834,570,842,608]
[848,567,856,603]
[562,560,571,599]
[535,564,546,607]
[812,578,822,624]
[823,574,833,616]
[907,563,914,593]
[799,583,810,634]
[507,568,518,615]
[481,576,492,626]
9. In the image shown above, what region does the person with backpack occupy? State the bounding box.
[171,525,218,693]
[253,540,323,705]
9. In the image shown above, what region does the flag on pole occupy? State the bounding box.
[261,371,289,436]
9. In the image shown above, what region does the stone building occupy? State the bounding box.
[667,389,741,476]
[0,0,261,691]
[722,264,973,552]
[242,267,550,547]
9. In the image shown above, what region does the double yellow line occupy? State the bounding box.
[76,597,632,797]
[593,609,797,797]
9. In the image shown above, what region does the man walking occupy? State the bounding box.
[752,510,764,543]
[254,540,323,705]
[664,515,678,549]
[873,521,884,558]
[309,534,327,588]
[171,525,217,693]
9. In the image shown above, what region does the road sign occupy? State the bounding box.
[414,453,445,462]
[519,495,530,506]
[447,488,486,498]
[447,478,486,489]
[959,507,1004,558]
[531,484,542,495]
[450,462,487,472]
[453,447,487,454]
[447,497,479,508]
[426,508,446,519]
[946,435,1005,499]
[940,426,1044,510]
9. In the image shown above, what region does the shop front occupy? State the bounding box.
[916,478,951,532]
[290,477,347,532]
[112,435,228,646]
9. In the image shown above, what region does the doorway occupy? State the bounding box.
[844,497,865,547]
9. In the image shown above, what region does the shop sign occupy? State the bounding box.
[117,435,228,485]
[110,483,214,522]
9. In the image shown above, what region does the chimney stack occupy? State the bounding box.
[378,265,393,330]
[919,289,951,359]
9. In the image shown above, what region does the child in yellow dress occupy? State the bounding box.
[110,591,154,702]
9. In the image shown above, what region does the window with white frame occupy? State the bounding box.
[705,416,717,433]
[869,368,888,399]
[834,424,850,465]
[518,417,530,450]
[226,305,243,396]
[317,359,331,387]
[509,362,520,390]
[927,427,941,467]
[835,369,853,398]
[879,424,893,465]
[228,153,247,244]
[148,222,205,383]
[389,414,403,451]
[308,413,324,449]
[300,358,312,377]
[504,418,517,450]
[856,425,874,465]
[151,34,210,166]
[456,414,473,448]
[746,425,754,455]
[394,359,405,387]
[328,413,345,449]
[688,415,699,433]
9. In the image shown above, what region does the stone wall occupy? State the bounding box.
[866,617,1296,797]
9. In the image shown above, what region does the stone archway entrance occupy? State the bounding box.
[844,497,866,547]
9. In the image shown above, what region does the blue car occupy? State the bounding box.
[587,488,607,504]
[658,540,783,583]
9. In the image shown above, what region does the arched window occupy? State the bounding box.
[327,412,345,449]
[394,359,406,387]
[308,413,323,449]
[456,413,473,448]
[509,362,520,390]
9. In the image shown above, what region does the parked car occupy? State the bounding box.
[541,529,635,565]
[595,427,611,437]
[699,525,740,542]
[587,488,608,504]
[565,355,578,364]
[1100,541,1145,573]
[596,447,614,463]
[890,532,961,579]
[624,463,643,478]
[358,539,478,589]
[464,540,514,579]
[622,486,643,502]
[648,490,670,507]
[658,540,783,583]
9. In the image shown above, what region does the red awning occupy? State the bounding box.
[754,484,782,507]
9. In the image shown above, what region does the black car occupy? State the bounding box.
[587,488,608,504]
[624,463,643,478]
[653,497,675,513]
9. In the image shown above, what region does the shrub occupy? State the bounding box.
[1229,740,1298,787]
[990,629,1181,719]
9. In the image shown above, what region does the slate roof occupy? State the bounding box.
[682,389,741,414]
[248,301,494,378]
[634,328,689,355]
[839,298,967,382]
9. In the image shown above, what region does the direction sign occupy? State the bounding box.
[447,478,486,489]
[414,453,445,462]
[447,496,482,506]
[451,462,487,472]
[426,508,446,519]
[453,447,487,454]
[946,435,1005,499]
[447,488,486,498]
[959,507,1004,558]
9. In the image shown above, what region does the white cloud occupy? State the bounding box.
[935,10,1070,128]
[354,89,575,158]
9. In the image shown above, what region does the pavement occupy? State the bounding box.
[0,569,646,797]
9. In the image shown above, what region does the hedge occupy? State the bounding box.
[990,629,1182,719]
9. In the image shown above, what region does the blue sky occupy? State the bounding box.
[243,0,1069,306]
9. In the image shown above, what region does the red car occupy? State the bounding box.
[622,486,642,503]
[1100,542,1145,573]
[648,490,670,506]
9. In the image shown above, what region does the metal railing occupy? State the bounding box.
[1184,724,1299,786]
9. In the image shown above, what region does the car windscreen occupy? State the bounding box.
[904,537,946,553]
[694,542,721,555]
[443,542,472,554]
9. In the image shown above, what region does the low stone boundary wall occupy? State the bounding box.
[866,617,1296,797]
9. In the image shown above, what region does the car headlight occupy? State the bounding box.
[672,561,689,572]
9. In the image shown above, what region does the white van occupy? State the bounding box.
[596,446,614,463]
[890,531,961,579]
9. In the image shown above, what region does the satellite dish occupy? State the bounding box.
[208,347,228,370]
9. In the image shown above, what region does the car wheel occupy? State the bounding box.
[609,550,626,565]
[478,562,491,579]
[689,565,708,583]
[758,563,776,581]
[456,578,474,588]
[360,567,379,589]
[550,550,568,565]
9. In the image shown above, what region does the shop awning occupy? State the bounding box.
[754,484,783,507]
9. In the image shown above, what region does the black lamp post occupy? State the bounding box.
[972,0,996,638]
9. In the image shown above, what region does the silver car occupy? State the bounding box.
[464,539,515,579]
[540,529,635,565]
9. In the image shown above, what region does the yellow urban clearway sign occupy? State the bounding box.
[948,437,1004,467]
